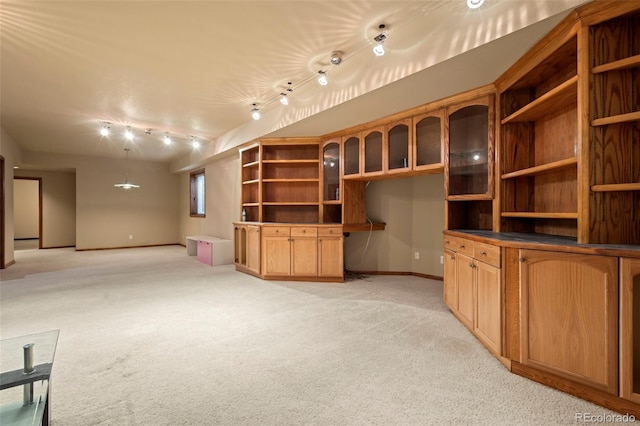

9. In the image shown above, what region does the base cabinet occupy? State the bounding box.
[519,250,618,394]
[444,236,502,356]
[236,223,343,282]
[621,258,640,404]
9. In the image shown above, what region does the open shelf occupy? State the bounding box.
[262,202,318,206]
[591,183,640,192]
[501,212,578,219]
[592,111,640,127]
[262,178,319,183]
[262,159,319,164]
[243,160,260,168]
[323,200,341,205]
[242,179,259,185]
[592,54,640,73]
[501,76,578,124]
[242,202,259,207]
[501,157,577,179]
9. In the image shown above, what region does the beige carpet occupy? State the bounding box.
[0,246,622,425]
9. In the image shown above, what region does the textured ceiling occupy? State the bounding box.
[0,0,587,168]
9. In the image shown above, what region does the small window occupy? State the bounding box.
[190,169,205,217]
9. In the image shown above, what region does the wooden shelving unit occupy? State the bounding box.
[497,32,579,239]
[588,10,640,244]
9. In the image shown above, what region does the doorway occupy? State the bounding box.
[14,177,42,250]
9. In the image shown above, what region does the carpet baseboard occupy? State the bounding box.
[76,243,180,252]
[346,270,443,281]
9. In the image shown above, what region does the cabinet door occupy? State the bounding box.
[455,253,475,330]
[386,119,411,174]
[363,127,385,176]
[474,260,501,355]
[443,249,457,311]
[342,134,361,177]
[246,225,261,274]
[520,250,618,394]
[318,234,343,278]
[291,236,318,276]
[262,235,291,276]
[445,96,494,199]
[414,111,444,172]
[620,257,640,404]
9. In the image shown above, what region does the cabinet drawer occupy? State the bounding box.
[474,241,500,268]
[262,226,290,237]
[443,236,459,251]
[291,227,317,237]
[318,227,342,237]
[454,238,474,257]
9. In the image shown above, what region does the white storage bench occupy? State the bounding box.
[186,236,233,266]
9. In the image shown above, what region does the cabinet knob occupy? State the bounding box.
[302,230,306,233]
[480,251,487,256]
[459,244,465,249]
[445,240,450,244]
[450,255,455,260]
[469,262,474,268]
[519,257,526,263]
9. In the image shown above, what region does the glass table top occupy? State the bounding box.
[0,330,60,426]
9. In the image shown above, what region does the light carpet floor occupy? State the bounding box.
[0,245,624,425]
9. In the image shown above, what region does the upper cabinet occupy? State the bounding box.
[386,119,412,175]
[363,127,385,177]
[342,134,362,178]
[588,10,640,244]
[413,110,445,173]
[321,139,342,224]
[445,96,494,200]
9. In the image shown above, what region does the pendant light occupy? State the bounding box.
[114,148,140,189]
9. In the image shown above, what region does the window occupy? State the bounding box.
[190,169,205,217]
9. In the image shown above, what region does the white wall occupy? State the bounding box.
[0,128,22,266]
[13,179,39,239]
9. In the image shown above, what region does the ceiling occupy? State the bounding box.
[1,0,588,169]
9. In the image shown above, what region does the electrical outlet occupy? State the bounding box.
[440,255,444,264]
[414,251,419,260]
[129,235,133,240]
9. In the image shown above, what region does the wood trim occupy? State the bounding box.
[0,156,4,269]
[189,168,205,218]
[620,258,640,404]
[512,361,640,418]
[503,247,520,362]
[4,259,15,268]
[345,270,443,281]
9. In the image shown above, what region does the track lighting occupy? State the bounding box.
[467,0,484,9]
[330,51,343,66]
[191,138,200,148]
[373,24,386,56]
[124,128,134,140]
[317,71,328,86]
[163,134,172,145]
[100,123,110,137]
[280,93,289,105]
[251,103,261,120]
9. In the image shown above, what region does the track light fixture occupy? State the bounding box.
[100,123,110,136]
[467,0,484,9]
[163,134,172,145]
[280,93,289,105]
[373,25,387,57]
[317,71,328,86]
[124,128,134,140]
[191,137,200,148]
[251,103,261,120]
[330,51,344,66]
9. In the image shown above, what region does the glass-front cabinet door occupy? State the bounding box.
[342,134,361,178]
[323,140,341,201]
[363,127,385,177]
[413,110,444,172]
[445,95,494,199]
[386,119,411,175]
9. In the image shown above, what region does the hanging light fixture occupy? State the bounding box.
[114,148,140,189]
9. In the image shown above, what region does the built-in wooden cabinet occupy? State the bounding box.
[233,223,261,276]
[261,225,344,279]
[588,11,640,245]
[444,91,496,232]
[239,144,261,222]
[621,257,640,404]
[386,119,411,175]
[519,250,618,394]
[363,127,385,177]
[444,235,502,357]
[322,139,342,224]
[342,134,361,178]
[413,110,444,173]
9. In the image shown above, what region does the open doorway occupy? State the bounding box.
[14,177,42,250]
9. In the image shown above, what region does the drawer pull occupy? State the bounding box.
[519,257,526,263]
[468,262,474,268]
[459,244,465,249]
[480,251,487,256]
[450,255,455,260]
